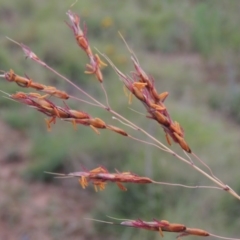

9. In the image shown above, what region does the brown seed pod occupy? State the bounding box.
[106,125,128,136]
[184,228,210,237]
[162,223,186,232]
[89,118,106,128]
[169,121,184,137]
[132,85,146,102]
[152,111,170,127]
[173,132,191,153]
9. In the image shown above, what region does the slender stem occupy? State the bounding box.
[22,53,240,200]
[101,83,110,108]
[44,64,106,109]
[69,95,102,107]
[129,135,167,152]
[110,110,240,200]
[152,180,222,190]
[191,164,240,200]
[191,152,224,184]
[210,233,240,240]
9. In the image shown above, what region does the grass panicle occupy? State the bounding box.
[1,8,240,240]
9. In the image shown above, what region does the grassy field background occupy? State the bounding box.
[0,0,240,239]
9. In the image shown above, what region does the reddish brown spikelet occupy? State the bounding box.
[66,10,90,54]
[159,220,170,225]
[73,167,108,191]
[148,101,166,111]
[88,167,109,191]
[64,167,154,191]
[4,69,31,87]
[42,86,69,99]
[88,55,106,83]
[114,172,153,184]
[11,92,52,113]
[173,132,191,153]
[92,171,152,191]
[28,93,59,113]
[132,85,146,102]
[116,182,127,191]
[66,11,87,49]
[150,87,161,102]
[30,81,45,90]
[119,218,188,238]
[65,116,107,134]
[109,63,146,103]
[106,125,128,136]
[66,11,106,82]
[89,118,106,129]
[85,54,107,82]
[77,36,91,55]
[3,69,69,99]
[121,219,170,232]
[15,42,46,66]
[131,57,150,85]
[66,11,82,35]
[22,44,40,61]
[90,166,108,175]
[105,46,192,152]
[10,92,65,130]
[170,121,184,137]
[68,109,90,119]
[70,118,105,133]
[152,111,170,127]
[93,181,107,192]
[23,100,92,130]
[79,176,88,189]
[165,133,172,145]
[131,57,170,104]
[158,91,169,102]
[178,228,210,238]
[186,228,209,236]
[4,70,42,90]
[163,223,186,232]
[11,91,30,103]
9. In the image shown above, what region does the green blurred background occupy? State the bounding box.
[0,0,240,239]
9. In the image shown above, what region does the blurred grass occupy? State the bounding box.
[1,0,240,239]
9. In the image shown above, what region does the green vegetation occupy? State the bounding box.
[1,0,240,239]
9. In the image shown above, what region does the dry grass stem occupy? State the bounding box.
[2,10,240,240]
[45,166,222,191]
[6,36,239,200]
[87,217,240,240]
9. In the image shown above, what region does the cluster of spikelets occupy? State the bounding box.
[104,51,191,153]
[90,217,211,239]
[66,8,191,154]
[45,166,213,239]
[66,10,107,82]
[0,69,128,136]
[1,9,239,240]
[0,10,126,137]
[46,166,153,192]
